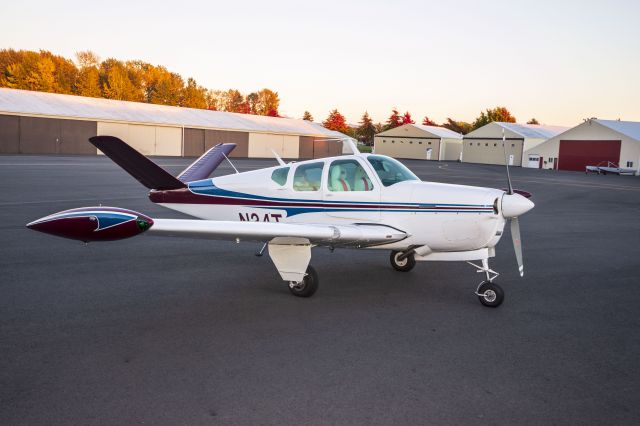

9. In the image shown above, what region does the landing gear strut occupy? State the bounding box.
[469,259,504,308]
[288,265,319,297]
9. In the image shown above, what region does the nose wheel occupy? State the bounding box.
[476,281,504,307]
[468,259,505,308]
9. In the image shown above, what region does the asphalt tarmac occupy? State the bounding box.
[1,155,639,425]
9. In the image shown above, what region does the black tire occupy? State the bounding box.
[477,281,504,308]
[288,265,319,297]
[390,250,416,272]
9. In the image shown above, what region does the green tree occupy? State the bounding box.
[527,118,540,125]
[322,109,349,134]
[356,111,376,145]
[302,111,314,121]
[471,106,516,130]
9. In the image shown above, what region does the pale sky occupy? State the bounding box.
[2,0,639,126]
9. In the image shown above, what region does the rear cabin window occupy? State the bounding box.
[271,167,289,186]
[293,162,324,191]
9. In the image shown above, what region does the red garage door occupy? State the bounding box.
[558,140,621,171]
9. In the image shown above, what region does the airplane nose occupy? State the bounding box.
[501,193,535,218]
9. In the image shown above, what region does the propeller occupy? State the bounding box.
[500,128,533,277]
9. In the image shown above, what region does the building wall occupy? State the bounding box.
[0,114,20,153]
[462,139,524,166]
[524,121,640,170]
[374,136,441,160]
[442,139,463,161]
[0,113,339,159]
[248,133,299,159]
[97,122,182,156]
[0,114,97,154]
[205,129,249,158]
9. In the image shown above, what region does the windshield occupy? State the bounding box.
[366,155,419,187]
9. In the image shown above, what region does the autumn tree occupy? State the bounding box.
[182,77,208,108]
[442,118,472,135]
[384,108,402,130]
[0,49,283,115]
[75,51,101,97]
[422,116,437,126]
[471,106,516,130]
[323,109,349,134]
[527,118,540,125]
[302,111,314,121]
[256,88,279,116]
[356,111,376,145]
[401,111,415,125]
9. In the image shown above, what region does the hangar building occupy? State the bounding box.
[0,88,345,158]
[374,124,463,161]
[523,119,640,172]
[462,122,568,167]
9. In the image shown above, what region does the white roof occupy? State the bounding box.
[594,119,640,142]
[376,123,462,139]
[0,88,345,138]
[494,122,569,139]
[410,124,463,139]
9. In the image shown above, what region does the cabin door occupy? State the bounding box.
[323,158,380,222]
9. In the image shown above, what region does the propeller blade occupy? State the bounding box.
[510,217,524,276]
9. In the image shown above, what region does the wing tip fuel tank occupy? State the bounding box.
[26,207,153,242]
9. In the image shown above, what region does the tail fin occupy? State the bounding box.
[89,136,185,190]
[177,143,236,182]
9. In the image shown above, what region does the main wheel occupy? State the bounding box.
[390,250,416,272]
[288,265,319,297]
[476,281,504,308]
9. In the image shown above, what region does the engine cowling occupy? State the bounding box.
[26,207,153,242]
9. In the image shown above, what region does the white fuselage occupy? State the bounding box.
[154,154,507,252]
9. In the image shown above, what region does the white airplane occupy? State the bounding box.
[27,135,534,307]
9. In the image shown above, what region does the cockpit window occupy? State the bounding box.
[366,155,419,187]
[271,167,289,186]
[293,162,324,191]
[328,159,374,191]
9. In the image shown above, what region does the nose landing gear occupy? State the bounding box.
[469,259,504,308]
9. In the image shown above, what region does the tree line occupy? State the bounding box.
[1,49,542,142]
[0,49,280,115]
[317,107,540,145]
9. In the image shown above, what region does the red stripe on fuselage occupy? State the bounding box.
[149,189,492,211]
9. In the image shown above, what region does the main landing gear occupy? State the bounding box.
[288,265,319,297]
[390,250,416,272]
[469,259,504,308]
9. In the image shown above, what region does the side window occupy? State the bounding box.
[271,167,289,186]
[293,162,323,191]
[328,160,374,192]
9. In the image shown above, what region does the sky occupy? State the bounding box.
[1,0,639,126]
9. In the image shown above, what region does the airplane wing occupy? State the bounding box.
[148,219,408,248]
